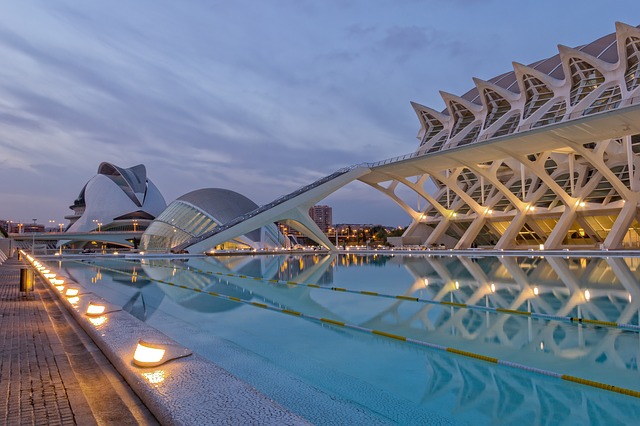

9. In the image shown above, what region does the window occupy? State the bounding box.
[427,134,448,153]
[625,36,640,91]
[533,101,566,128]
[449,101,475,138]
[568,58,605,106]
[456,123,481,147]
[582,85,621,116]
[419,111,445,146]
[522,74,554,119]
[492,113,521,137]
[483,89,511,129]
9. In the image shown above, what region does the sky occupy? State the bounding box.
[1,0,639,227]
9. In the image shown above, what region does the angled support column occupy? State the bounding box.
[455,216,486,249]
[495,210,528,250]
[602,196,640,249]
[544,203,579,248]
[281,207,337,250]
[363,181,419,218]
[425,217,452,246]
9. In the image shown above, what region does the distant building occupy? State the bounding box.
[23,224,45,233]
[308,205,332,233]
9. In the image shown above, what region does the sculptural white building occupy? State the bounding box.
[174,22,640,252]
[140,188,287,251]
[65,162,166,234]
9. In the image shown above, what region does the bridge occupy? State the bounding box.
[10,231,142,248]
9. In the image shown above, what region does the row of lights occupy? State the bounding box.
[444,200,592,219]
[25,252,190,369]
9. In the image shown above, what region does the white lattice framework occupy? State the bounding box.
[364,22,640,249]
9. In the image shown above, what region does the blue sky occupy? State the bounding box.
[1,0,639,226]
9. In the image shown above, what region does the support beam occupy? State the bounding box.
[603,196,640,249]
[495,210,528,249]
[425,217,452,246]
[455,216,486,249]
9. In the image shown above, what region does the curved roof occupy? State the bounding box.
[97,162,147,206]
[177,188,259,225]
[458,30,623,105]
[411,22,640,156]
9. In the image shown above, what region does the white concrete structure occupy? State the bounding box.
[179,166,369,252]
[66,162,166,234]
[177,22,640,253]
[363,22,640,250]
[141,188,287,251]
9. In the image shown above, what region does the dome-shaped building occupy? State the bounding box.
[140,188,286,251]
[65,162,166,235]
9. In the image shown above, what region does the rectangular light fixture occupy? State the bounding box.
[132,340,192,368]
[86,302,106,317]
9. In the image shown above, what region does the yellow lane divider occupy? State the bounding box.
[93,258,640,333]
[76,260,640,400]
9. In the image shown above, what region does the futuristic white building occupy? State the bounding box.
[367,21,640,250]
[173,22,640,252]
[140,188,287,251]
[66,162,166,234]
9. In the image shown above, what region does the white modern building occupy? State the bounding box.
[140,188,287,251]
[370,21,640,249]
[174,22,640,252]
[65,162,166,234]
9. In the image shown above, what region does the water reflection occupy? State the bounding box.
[67,254,640,424]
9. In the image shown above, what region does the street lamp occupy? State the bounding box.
[132,220,138,232]
[31,219,37,254]
[58,223,64,232]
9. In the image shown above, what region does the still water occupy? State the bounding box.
[60,254,640,425]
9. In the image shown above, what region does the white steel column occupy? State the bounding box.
[603,195,640,249]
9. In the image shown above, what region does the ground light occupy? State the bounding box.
[132,340,192,368]
[86,302,106,317]
[65,288,79,297]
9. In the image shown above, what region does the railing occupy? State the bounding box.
[174,165,363,251]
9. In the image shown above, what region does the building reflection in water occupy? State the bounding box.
[73,253,640,424]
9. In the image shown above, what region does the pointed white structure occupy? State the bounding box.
[66,162,166,234]
[359,22,640,250]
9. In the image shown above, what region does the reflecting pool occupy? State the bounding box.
[59,254,640,425]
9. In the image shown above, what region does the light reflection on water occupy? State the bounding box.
[63,254,640,425]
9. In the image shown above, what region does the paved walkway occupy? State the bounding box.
[0,256,158,425]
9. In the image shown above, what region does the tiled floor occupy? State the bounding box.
[0,256,157,425]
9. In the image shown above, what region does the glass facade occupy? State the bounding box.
[141,201,218,251]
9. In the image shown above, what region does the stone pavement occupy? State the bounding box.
[0,256,158,425]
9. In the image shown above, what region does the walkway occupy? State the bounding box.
[0,256,157,425]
